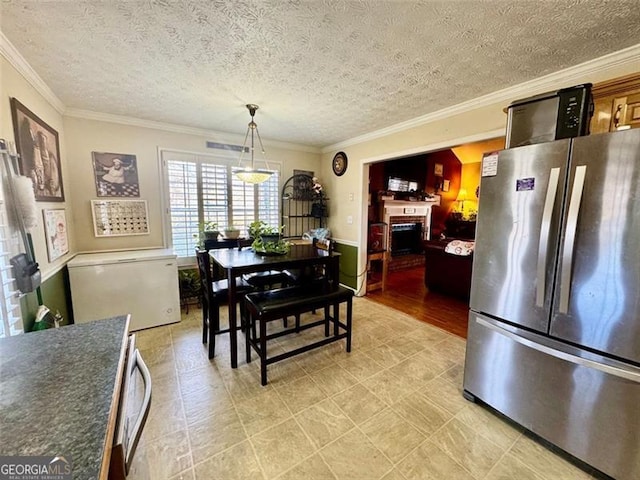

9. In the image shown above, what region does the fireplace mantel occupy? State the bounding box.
[381,197,440,242]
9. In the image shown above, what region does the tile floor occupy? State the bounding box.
[129,297,603,480]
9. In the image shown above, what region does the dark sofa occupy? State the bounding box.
[423,218,475,300]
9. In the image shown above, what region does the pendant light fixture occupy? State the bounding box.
[235,104,273,184]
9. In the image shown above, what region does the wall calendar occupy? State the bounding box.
[91,199,149,237]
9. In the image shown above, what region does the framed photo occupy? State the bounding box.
[43,209,69,262]
[10,98,65,202]
[442,179,451,192]
[92,152,140,197]
[434,163,444,176]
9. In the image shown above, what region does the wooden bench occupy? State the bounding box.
[244,285,353,385]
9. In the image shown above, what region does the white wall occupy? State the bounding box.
[63,116,321,252]
[0,56,73,280]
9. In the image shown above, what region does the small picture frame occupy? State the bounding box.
[10,98,65,202]
[442,179,451,192]
[43,209,69,262]
[92,152,140,197]
[434,163,444,176]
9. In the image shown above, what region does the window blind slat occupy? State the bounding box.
[164,153,280,258]
[0,187,23,337]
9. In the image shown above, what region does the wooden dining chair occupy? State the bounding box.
[196,248,253,359]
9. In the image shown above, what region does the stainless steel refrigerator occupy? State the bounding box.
[464,128,640,480]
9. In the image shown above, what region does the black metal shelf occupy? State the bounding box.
[281,174,327,239]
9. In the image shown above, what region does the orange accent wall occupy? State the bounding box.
[425,150,461,236]
[452,137,505,213]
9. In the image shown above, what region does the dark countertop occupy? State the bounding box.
[0,316,129,480]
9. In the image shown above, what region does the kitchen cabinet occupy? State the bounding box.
[591,72,640,134]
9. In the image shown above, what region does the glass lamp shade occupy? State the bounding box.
[235,168,272,184]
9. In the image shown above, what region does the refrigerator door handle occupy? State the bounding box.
[559,165,587,313]
[476,317,640,382]
[536,167,561,307]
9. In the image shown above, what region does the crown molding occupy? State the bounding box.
[360,128,506,165]
[323,43,640,153]
[64,108,320,154]
[0,31,65,114]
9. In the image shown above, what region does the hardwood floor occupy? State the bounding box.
[366,266,470,339]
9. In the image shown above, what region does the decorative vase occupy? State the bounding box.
[203,230,219,240]
[224,229,240,239]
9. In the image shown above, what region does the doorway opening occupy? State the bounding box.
[363,136,505,338]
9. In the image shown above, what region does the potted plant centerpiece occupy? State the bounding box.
[223,225,241,239]
[201,221,220,241]
[248,220,289,255]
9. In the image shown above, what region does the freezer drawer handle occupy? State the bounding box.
[559,165,586,314]
[476,317,640,383]
[536,167,560,307]
[125,349,152,473]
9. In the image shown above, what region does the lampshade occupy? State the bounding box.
[235,168,273,184]
[456,188,469,202]
[456,188,470,214]
[234,104,273,184]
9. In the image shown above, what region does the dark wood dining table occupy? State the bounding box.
[209,243,340,368]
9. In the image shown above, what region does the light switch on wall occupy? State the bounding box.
[349,193,354,201]
[347,215,353,224]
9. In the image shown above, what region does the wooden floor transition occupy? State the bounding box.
[366,266,470,339]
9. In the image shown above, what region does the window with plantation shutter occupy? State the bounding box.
[160,149,280,262]
[258,172,280,228]
[166,159,199,258]
[0,199,23,338]
[230,168,256,229]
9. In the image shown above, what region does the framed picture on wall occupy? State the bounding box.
[92,152,140,197]
[43,209,69,262]
[10,98,65,202]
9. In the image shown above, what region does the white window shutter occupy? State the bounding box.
[162,150,280,258]
[0,199,24,337]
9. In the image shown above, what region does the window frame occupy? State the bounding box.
[158,148,281,266]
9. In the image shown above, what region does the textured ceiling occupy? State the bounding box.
[2,1,640,148]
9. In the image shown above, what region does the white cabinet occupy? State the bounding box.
[68,249,180,331]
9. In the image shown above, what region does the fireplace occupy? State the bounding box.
[391,222,423,256]
[380,198,440,270]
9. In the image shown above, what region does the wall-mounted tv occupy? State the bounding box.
[388,177,418,192]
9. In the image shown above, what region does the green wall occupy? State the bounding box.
[334,242,358,289]
[20,267,72,332]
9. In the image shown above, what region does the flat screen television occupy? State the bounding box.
[388,177,418,192]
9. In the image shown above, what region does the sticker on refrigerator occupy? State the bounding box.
[481,152,499,177]
[516,178,535,191]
